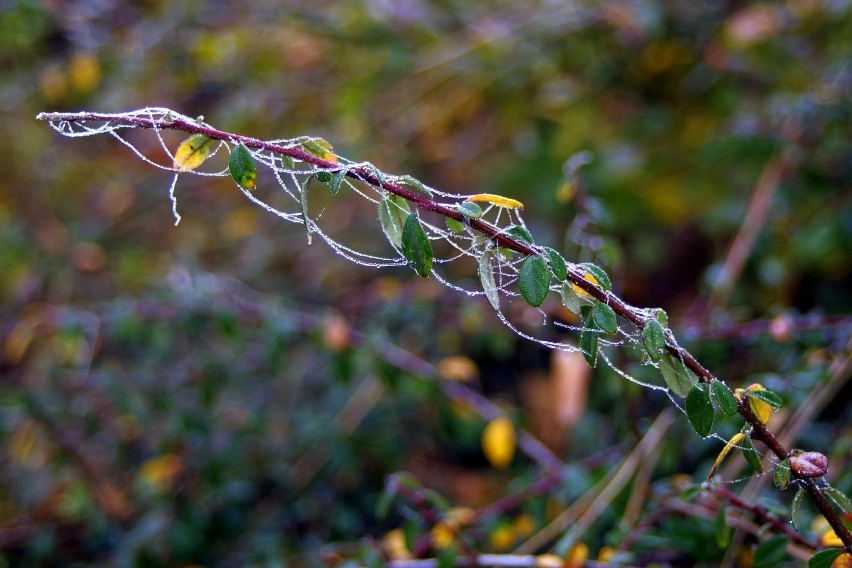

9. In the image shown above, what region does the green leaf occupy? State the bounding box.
[642,319,666,362]
[446,217,464,233]
[791,487,806,532]
[299,177,312,244]
[518,255,550,307]
[560,283,583,315]
[280,154,295,170]
[659,354,698,397]
[543,247,568,281]
[328,170,345,196]
[711,380,739,416]
[301,137,337,162]
[579,262,611,291]
[685,384,714,437]
[655,309,669,326]
[746,388,783,409]
[479,248,500,311]
[754,535,788,568]
[580,318,599,368]
[506,225,533,244]
[774,458,791,490]
[808,549,843,568]
[592,302,618,335]
[314,170,333,183]
[401,214,432,277]
[229,143,257,190]
[396,175,433,198]
[742,436,763,473]
[457,201,483,219]
[378,194,411,248]
[824,486,852,513]
[714,504,730,548]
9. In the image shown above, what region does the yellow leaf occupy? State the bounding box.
[140,454,183,490]
[570,271,600,299]
[513,513,536,537]
[741,383,773,425]
[707,432,746,480]
[436,355,479,382]
[302,138,338,164]
[821,528,844,547]
[832,552,852,568]
[431,522,456,549]
[173,134,217,170]
[466,193,524,209]
[68,52,101,93]
[489,524,516,550]
[383,528,412,560]
[482,415,516,470]
[565,542,590,568]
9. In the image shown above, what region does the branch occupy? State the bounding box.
[36,110,852,552]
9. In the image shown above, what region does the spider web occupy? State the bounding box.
[42,107,718,427]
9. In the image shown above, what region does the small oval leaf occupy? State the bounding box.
[466,193,524,209]
[543,247,568,281]
[506,225,534,244]
[659,354,698,398]
[229,143,257,190]
[457,201,483,219]
[685,384,714,437]
[328,170,346,196]
[774,458,791,490]
[301,137,338,163]
[580,323,599,368]
[314,170,333,183]
[173,134,216,170]
[401,214,433,278]
[711,380,739,416]
[479,249,500,311]
[378,194,411,248]
[481,415,516,470]
[446,217,465,233]
[808,549,843,568]
[518,255,550,307]
[789,451,828,479]
[642,319,666,362]
[579,262,611,291]
[592,302,618,335]
[791,487,806,532]
[299,176,312,244]
[708,432,745,481]
[396,175,433,198]
[560,283,583,315]
[746,388,783,409]
[823,486,852,514]
[742,436,763,473]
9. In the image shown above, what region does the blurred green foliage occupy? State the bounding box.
[1,0,850,566]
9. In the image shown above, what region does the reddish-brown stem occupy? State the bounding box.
[739,399,852,550]
[712,484,819,550]
[36,110,852,552]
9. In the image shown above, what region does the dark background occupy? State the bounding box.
[1,1,850,566]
